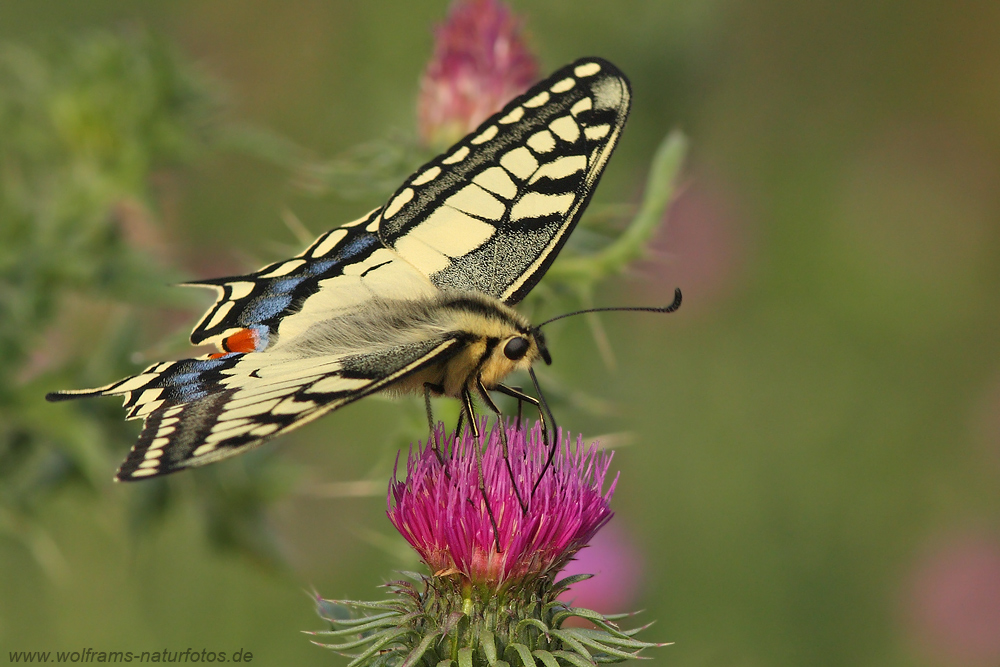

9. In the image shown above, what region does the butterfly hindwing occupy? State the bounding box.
[63,336,466,480]
[378,58,631,304]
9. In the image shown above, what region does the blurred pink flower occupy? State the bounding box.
[559,521,643,615]
[905,532,1000,666]
[418,0,538,148]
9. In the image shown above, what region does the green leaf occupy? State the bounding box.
[551,573,593,593]
[319,609,403,627]
[550,650,596,667]
[530,650,561,667]
[551,607,614,630]
[569,628,660,648]
[480,630,498,665]
[343,628,414,667]
[503,642,537,667]
[313,626,410,652]
[400,632,441,667]
[548,630,593,661]
[513,617,551,639]
[313,613,413,637]
[555,634,646,661]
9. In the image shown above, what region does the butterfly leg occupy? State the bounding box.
[477,378,527,513]
[423,382,447,463]
[494,384,541,438]
[496,385,528,433]
[527,368,559,498]
[494,382,556,502]
[454,409,466,445]
[515,387,523,428]
[496,380,559,497]
[462,387,502,552]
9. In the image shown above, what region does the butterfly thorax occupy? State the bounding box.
[422,293,542,398]
[276,292,539,399]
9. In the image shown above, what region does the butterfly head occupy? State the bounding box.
[474,329,545,389]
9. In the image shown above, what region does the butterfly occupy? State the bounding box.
[48,57,670,482]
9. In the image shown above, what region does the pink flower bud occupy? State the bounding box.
[417,0,538,148]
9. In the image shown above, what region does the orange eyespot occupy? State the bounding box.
[219,328,259,355]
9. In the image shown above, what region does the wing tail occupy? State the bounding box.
[47,388,109,402]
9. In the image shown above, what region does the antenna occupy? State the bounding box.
[535,287,682,329]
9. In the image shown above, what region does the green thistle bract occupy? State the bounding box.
[311,422,666,667]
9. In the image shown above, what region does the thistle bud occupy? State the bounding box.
[417,0,538,148]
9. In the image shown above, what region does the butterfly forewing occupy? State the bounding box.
[378,58,631,304]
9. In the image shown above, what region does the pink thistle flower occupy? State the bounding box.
[417,0,538,148]
[314,422,664,664]
[388,421,617,590]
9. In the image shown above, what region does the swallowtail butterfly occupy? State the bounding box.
[48,58,663,481]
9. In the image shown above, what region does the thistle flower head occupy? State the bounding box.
[313,421,666,666]
[417,0,538,147]
[388,421,616,590]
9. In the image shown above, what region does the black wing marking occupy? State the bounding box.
[186,209,390,350]
[49,338,463,480]
[377,57,631,304]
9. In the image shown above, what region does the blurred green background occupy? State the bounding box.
[3,1,1000,666]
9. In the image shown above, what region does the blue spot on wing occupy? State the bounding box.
[228,233,382,331]
[304,259,338,275]
[186,358,227,372]
[271,276,307,293]
[336,234,379,262]
[157,356,241,403]
[166,372,200,386]
[243,294,293,323]
[174,387,209,402]
[249,325,270,350]
[192,231,383,342]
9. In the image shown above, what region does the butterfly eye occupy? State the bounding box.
[503,337,530,361]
